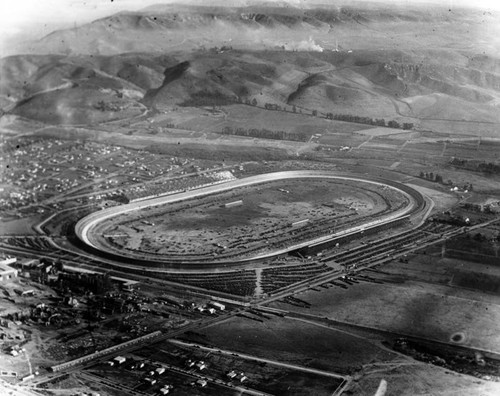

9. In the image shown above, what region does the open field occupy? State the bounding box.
[268,227,500,357]
[191,315,399,373]
[192,315,500,396]
[270,279,500,355]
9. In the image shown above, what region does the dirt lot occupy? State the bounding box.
[347,362,500,396]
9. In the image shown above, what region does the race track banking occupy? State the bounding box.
[74,170,426,271]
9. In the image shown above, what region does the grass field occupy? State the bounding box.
[268,244,500,356]
[196,316,399,373]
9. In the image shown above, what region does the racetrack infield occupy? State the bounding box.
[81,172,412,263]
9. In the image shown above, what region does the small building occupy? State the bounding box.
[144,377,156,385]
[113,356,126,365]
[155,367,166,375]
[0,263,18,282]
[131,361,145,370]
[196,379,207,387]
[21,374,35,382]
[223,200,243,208]
[195,361,206,371]
[291,219,309,227]
[0,257,16,265]
[210,302,225,311]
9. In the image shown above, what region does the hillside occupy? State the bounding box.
[0,3,499,130]
[2,46,500,127]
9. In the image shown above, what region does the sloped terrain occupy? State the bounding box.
[3,47,500,127]
[0,3,499,132]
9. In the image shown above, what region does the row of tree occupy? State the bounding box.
[450,157,500,175]
[220,126,308,142]
[461,202,496,214]
[418,171,473,191]
[258,100,414,130]
[94,100,121,112]
[177,92,415,131]
[326,113,414,130]
[419,171,445,184]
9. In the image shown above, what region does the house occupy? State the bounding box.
[195,361,206,371]
[113,356,126,365]
[209,301,225,311]
[144,377,156,385]
[155,367,166,375]
[0,263,18,282]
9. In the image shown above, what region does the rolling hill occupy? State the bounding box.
[1,2,499,130]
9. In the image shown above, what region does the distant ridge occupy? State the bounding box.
[4,2,494,56]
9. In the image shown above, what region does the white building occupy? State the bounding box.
[0,263,18,282]
[113,356,126,365]
[210,302,225,311]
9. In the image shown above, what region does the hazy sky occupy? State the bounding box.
[0,0,498,43]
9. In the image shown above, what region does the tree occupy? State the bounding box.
[95,100,106,111]
[387,120,400,129]
[222,126,234,135]
[473,233,484,242]
[312,110,318,116]
[251,98,257,106]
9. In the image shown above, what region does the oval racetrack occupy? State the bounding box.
[74,170,425,270]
